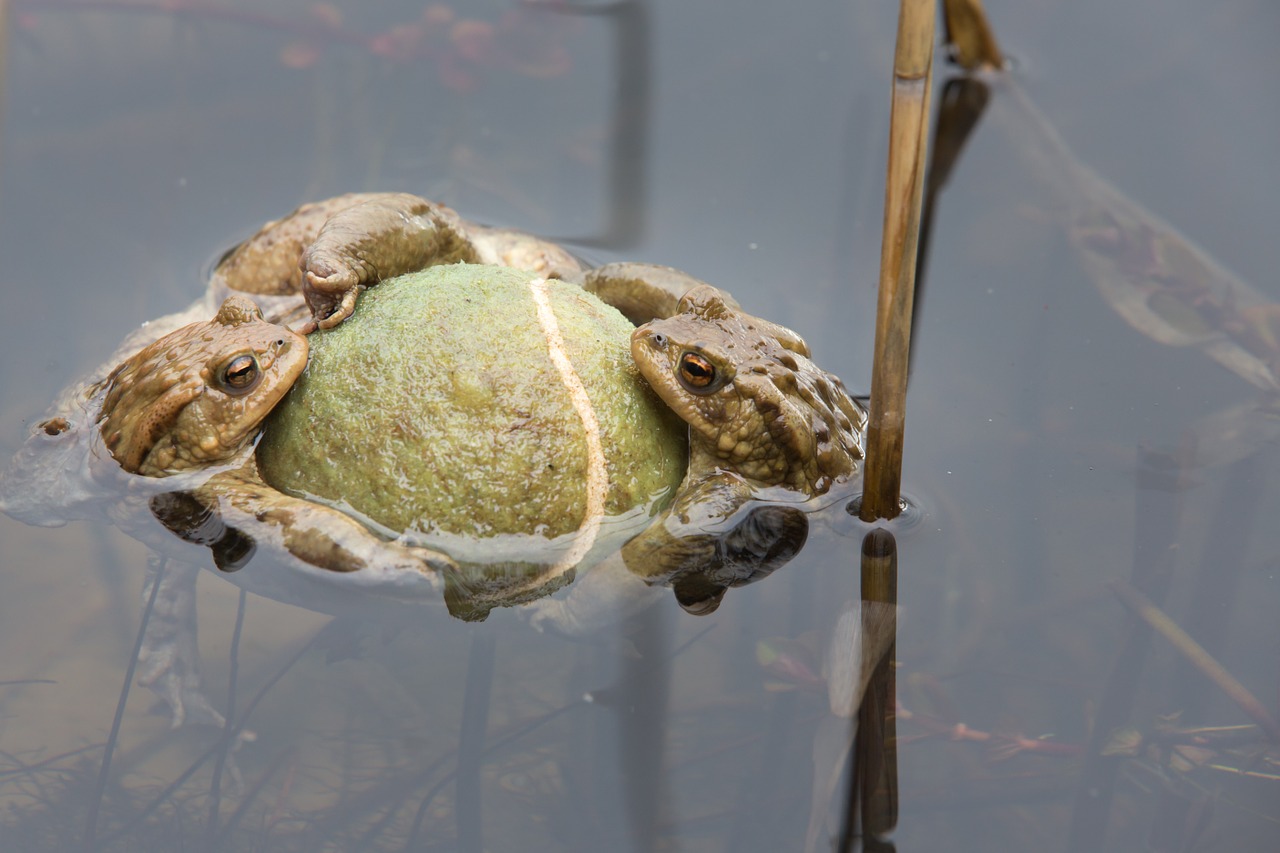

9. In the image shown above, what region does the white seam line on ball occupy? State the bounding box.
[529,278,606,579]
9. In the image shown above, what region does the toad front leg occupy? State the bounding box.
[581,262,736,325]
[149,463,457,578]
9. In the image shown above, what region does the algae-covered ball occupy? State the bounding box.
[256,264,687,557]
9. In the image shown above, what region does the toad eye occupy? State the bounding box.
[678,352,719,393]
[219,354,261,393]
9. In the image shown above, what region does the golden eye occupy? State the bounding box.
[678,352,718,393]
[220,354,260,393]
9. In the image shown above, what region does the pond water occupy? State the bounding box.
[2,1,1278,850]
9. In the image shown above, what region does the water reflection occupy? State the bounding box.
[531,0,653,250]
[905,49,1280,852]
[150,474,815,622]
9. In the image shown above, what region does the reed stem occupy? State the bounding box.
[860,0,934,522]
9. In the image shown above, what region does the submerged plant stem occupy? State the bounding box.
[1069,447,1183,851]
[84,553,167,852]
[1110,580,1280,742]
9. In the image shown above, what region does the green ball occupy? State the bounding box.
[257,264,687,561]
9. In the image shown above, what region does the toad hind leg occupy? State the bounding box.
[211,194,388,298]
[582,262,732,325]
[136,555,228,729]
[301,193,482,329]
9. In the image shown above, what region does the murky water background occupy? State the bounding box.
[2,1,1278,850]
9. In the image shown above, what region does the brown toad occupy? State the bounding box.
[617,284,866,604]
[99,295,307,476]
[9,192,867,607]
[97,293,455,578]
[633,284,865,498]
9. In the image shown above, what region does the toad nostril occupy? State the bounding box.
[651,332,668,348]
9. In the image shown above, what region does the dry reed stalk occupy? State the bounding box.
[859,0,934,522]
[941,0,1004,69]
